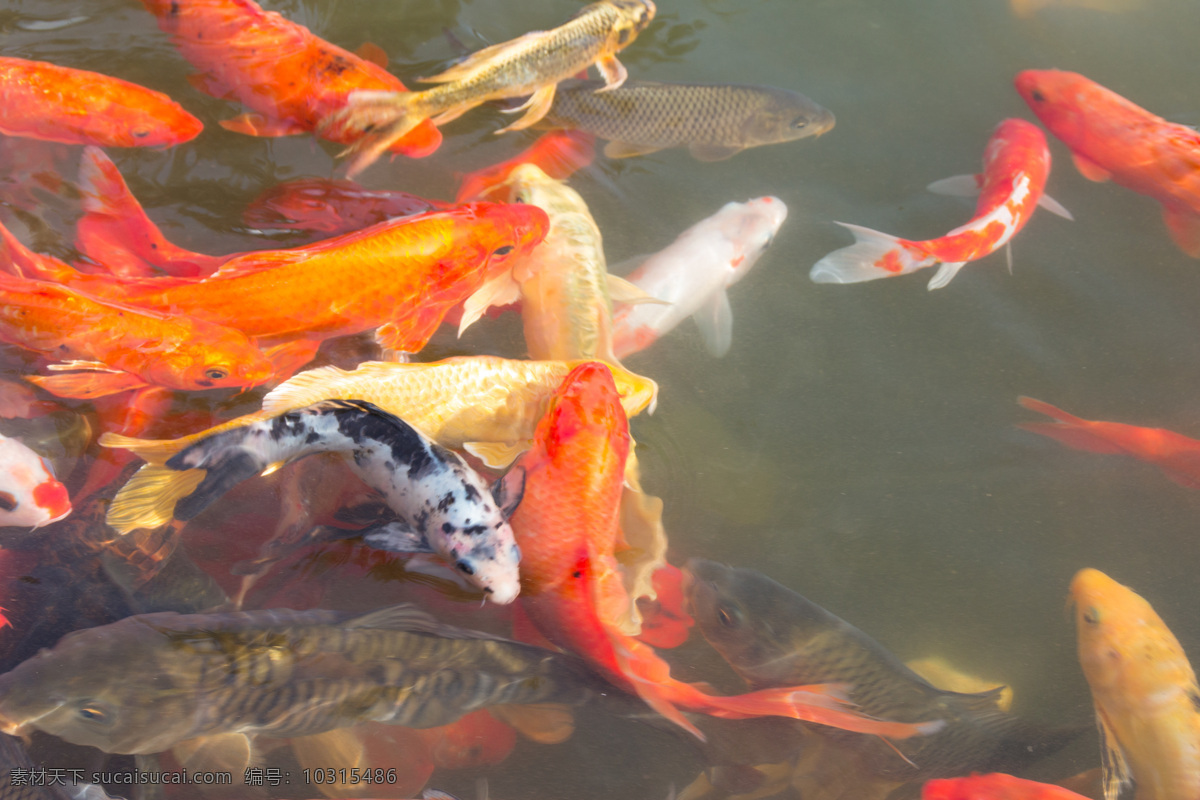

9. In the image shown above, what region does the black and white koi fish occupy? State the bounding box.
[140,399,524,603]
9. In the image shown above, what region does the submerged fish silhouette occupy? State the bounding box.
[684,559,1082,782]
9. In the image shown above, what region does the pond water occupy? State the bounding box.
[2,0,1199,798]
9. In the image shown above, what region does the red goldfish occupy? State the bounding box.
[0,432,71,529]
[1018,396,1200,489]
[10,204,549,354]
[510,362,941,740]
[1070,568,1200,800]
[1016,69,1200,257]
[923,773,1092,800]
[456,130,598,202]
[0,56,201,148]
[811,119,1070,289]
[137,0,440,157]
[243,178,449,236]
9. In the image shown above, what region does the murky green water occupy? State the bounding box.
[3,0,1200,797]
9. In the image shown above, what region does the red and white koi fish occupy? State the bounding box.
[1016,69,1200,258]
[612,197,787,358]
[810,118,1071,290]
[0,432,70,529]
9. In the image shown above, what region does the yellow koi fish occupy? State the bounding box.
[327,0,656,176]
[100,356,657,533]
[1070,568,1200,800]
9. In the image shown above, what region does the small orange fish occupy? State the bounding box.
[1016,69,1200,257]
[137,0,440,158]
[243,178,450,237]
[10,204,549,354]
[0,56,202,148]
[511,362,940,741]
[0,270,273,399]
[923,773,1092,800]
[1018,397,1200,489]
[1070,568,1200,800]
[635,563,695,649]
[416,709,517,769]
[456,130,598,202]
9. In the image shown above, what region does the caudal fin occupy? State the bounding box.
[810,223,937,285]
[1016,396,1127,455]
[105,463,207,533]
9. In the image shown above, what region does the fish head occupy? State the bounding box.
[1014,69,1097,147]
[470,202,551,277]
[113,98,204,148]
[606,0,657,45]
[743,88,836,147]
[153,324,276,392]
[0,437,71,528]
[1069,567,1195,699]
[707,197,789,286]
[0,615,202,753]
[539,362,630,461]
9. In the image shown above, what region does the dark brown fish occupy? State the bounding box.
[684,559,1081,782]
[541,79,835,161]
[0,604,603,755]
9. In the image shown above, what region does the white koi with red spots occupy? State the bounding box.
[810,118,1071,290]
[611,196,787,358]
[0,432,70,529]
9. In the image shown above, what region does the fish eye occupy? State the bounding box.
[715,603,742,629]
[492,245,514,257]
[205,367,229,381]
[77,705,111,725]
[791,117,809,130]
[132,129,149,139]
[455,559,475,576]
[1083,607,1101,624]
[1030,89,1046,103]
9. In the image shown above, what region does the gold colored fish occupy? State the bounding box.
[100,356,657,533]
[326,0,656,176]
[542,79,835,161]
[0,604,604,755]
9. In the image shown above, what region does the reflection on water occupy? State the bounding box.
[2,0,1200,798]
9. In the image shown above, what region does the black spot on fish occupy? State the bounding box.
[456,560,474,575]
[0,492,16,512]
[169,0,179,14]
[572,570,583,579]
[437,493,456,512]
[617,28,631,45]
[325,400,436,480]
[442,522,455,534]
[464,525,488,537]
[304,430,323,445]
[463,484,480,502]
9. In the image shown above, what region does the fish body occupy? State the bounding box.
[1070,568,1200,800]
[120,399,524,603]
[0,270,273,399]
[137,0,440,156]
[243,178,449,236]
[456,130,597,203]
[0,604,601,754]
[811,118,1066,289]
[330,0,655,176]
[1017,396,1200,489]
[1015,69,1200,257]
[0,433,70,529]
[685,559,1080,781]
[10,204,549,352]
[612,197,787,358]
[542,79,835,161]
[511,364,935,741]
[922,773,1093,800]
[0,56,201,148]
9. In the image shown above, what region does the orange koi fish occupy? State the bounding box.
[0,56,202,148]
[10,204,549,353]
[923,773,1092,800]
[0,270,273,399]
[0,431,71,529]
[1070,568,1200,800]
[1016,69,1200,257]
[811,119,1071,289]
[137,0,440,157]
[456,130,598,202]
[243,178,449,236]
[510,362,941,740]
[1018,397,1200,489]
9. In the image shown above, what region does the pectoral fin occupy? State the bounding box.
[261,339,321,381]
[926,173,982,196]
[464,440,530,469]
[1038,193,1074,220]
[173,733,255,775]
[1162,202,1200,257]
[693,290,733,357]
[496,85,557,133]
[604,140,663,159]
[220,114,309,137]
[594,55,628,90]
[459,272,522,336]
[1072,153,1113,182]
[1095,709,1131,800]
[607,274,669,305]
[688,143,744,162]
[926,261,967,290]
[362,520,434,553]
[27,370,148,399]
[354,41,389,68]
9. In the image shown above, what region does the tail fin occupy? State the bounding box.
[105,463,207,533]
[810,223,937,285]
[1016,397,1126,455]
[100,430,208,465]
[324,91,427,178]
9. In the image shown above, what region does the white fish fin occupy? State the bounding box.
[688,143,743,162]
[1038,193,1074,220]
[926,173,981,197]
[926,261,967,290]
[173,733,256,775]
[44,360,123,373]
[693,290,733,357]
[496,84,557,133]
[430,105,472,126]
[459,272,522,336]
[260,364,360,414]
[404,553,479,592]
[464,440,529,468]
[604,140,663,159]
[1095,709,1131,800]
[419,32,548,83]
[810,222,936,284]
[362,520,434,553]
[594,54,628,90]
[607,274,669,305]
